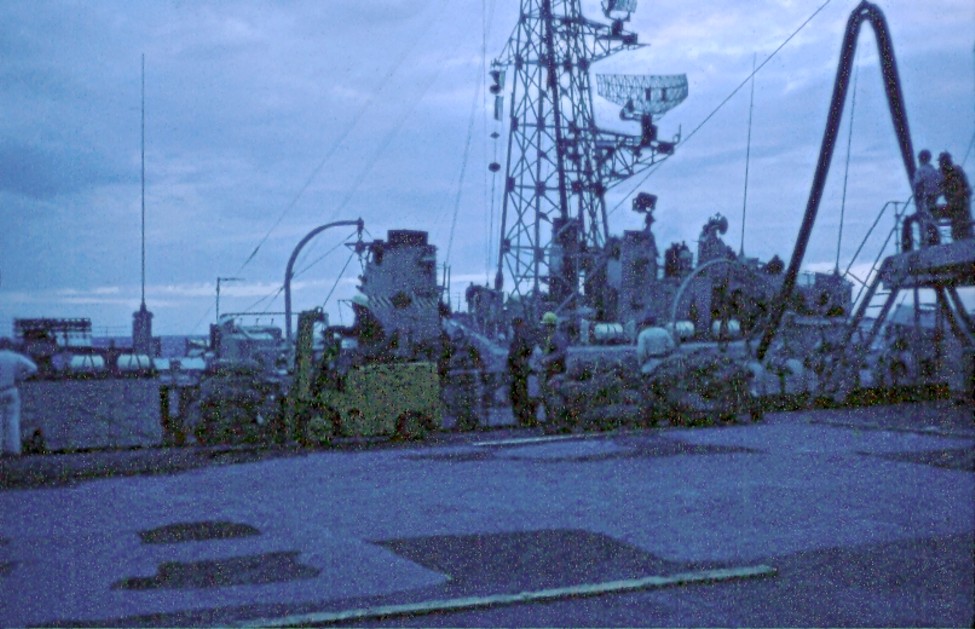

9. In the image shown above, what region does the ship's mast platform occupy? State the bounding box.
[878,239,975,289]
[840,238,974,356]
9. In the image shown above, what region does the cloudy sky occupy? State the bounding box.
[1,0,972,337]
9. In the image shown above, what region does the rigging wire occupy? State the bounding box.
[836,62,859,273]
[487,145,500,283]
[205,5,458,333]
[963,129,975,167]
[447,68,484,265]
[249,285,285,317]
[320,43,452,229]
[268,227,362,316]
[966,42,975,166]
[483,0,499,282]
[320,249,358,311]
[608,0,834,218]
[294,229,359,278]
[189,1,450,334]
[232,0,449,278]
[189,301,216,334]
[487,135,500,283]
[189,282,283,335]
[739,53,757,257]
[194,228,359,332]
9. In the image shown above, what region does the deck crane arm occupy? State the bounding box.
[757,1,917,360]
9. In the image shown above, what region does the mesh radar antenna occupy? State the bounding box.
[490,0,685,316]
[595,73,688,119]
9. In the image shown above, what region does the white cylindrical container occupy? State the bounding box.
[69,354,106,372]
[593,323,625,344]
[710,318,742,339]
[116,353,153,372]
[665,320,695,341]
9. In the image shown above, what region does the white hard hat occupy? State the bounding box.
[351,293,369,308]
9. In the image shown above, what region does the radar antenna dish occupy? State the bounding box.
[602,0,638,20]
[596,73,688,119]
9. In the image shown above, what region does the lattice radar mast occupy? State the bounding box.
[489,0,686,314]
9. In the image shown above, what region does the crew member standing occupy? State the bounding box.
[938,151,973,242]
[914,150,942,213]
[0,339,38,456]
[902,149,942,250]
[538,311,569,426]
[507,317,535,427]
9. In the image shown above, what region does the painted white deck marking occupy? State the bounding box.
[472,434,590,447]
[243,564,777,627]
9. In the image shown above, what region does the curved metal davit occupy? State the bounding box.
[757,1,916,360]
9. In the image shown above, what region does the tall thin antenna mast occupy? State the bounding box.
[739,53,756,257]
[141,53,146,307]
[131,53,153,355]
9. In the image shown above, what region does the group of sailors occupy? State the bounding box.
[902,150,972,251]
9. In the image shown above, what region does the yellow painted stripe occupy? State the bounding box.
[242,564,776,627]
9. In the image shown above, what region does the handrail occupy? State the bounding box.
[843,199,906,278]
[847,199,909,310]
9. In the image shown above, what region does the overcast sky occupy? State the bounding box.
[1,0,973,337]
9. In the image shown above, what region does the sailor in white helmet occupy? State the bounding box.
[637,317,676,374]
[537,311,569,427]
[0,338,38,456]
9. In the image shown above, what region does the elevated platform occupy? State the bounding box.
[878,239,975,289]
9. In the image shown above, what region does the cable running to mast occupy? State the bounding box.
[609,0,834,218]
[836,63,859,273]
[739,53,756,258]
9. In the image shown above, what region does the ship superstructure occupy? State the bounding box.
[489,0,686,316]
